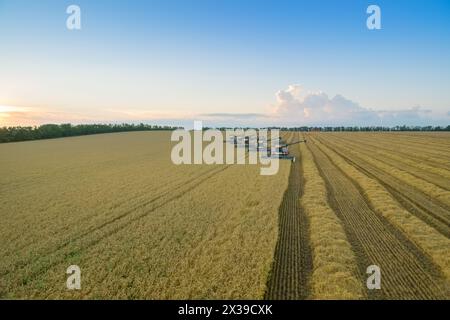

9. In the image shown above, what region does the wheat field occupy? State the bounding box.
[0,131,290,299]
[1,130,449,299]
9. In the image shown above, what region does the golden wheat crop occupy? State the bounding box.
[0,131,289,299]
[1,130,449,300]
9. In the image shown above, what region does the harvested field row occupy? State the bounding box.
[358,132,450,150]
[307,136,449,299]
[393,131,450,138]
[322,134,450,189]
[309,135,450,287]
[322,143,450,233]
[314,135,450,236]
[328,135,450,182]
[315,135,450,208]
[265,133,312,300]
[331,133,450,168]
[299,140,364,299]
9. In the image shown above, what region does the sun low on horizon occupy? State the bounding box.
[0,105,18,123]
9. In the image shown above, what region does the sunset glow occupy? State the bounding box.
[0,105,22,113]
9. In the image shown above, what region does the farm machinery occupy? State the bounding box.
[266,138,307,162]
[226,134,306,162]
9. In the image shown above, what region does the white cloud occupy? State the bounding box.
[270,84,447,126]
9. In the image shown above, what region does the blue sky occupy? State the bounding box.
[0,0,449,126]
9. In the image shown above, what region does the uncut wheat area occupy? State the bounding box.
[0,131,290,299]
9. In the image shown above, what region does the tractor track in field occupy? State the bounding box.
[265,133,312,300]
[315,136,450,237]
[308,137,448,299]
[1,158,242,286]
[0,165,224,261]
[0,164,224,266]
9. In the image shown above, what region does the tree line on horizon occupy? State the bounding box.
[0,123,181,143]
[215,125,450,132]
[272,125,450,132]
[1,123,449,143]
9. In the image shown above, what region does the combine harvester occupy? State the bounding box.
[266,137,307,162]
[226,133,306,162]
